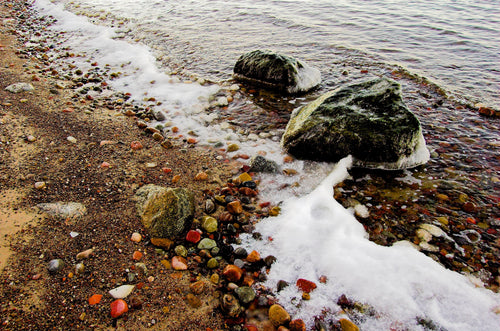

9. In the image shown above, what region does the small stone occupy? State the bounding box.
[339,318,359,331]
[235,286,256,304]
[207,258,219,269]
[204,199,216,214]
[152,132,163,141]
[462,201,477,213]
[197,238,217,250]
[437,216,449,226]
[250,155,279,173]
[186,230,201,243]
[172,256,188,270]
[238,172,252,182]
[210,273,220,284]
[227,143,240,152]
[110,299,128,318]
[67,136,77,144]
[269,304,291,327]
[246,250,261,263]
[189,280,207,295]
[48,259,64,273]
[223,264,243,282]
[227,201,243,215]
[269,206,281,216]
[289,319,306,331]
[419,224,444,237]
[302,292,310,300]
[151,237,174,250]
[194,171,208,181]
[34,181,46,190]
[5,82,35,93]
[277,280,289,292]
[135,263,148,275]
[76,248,94,260]
[354,204,369,218]
[131,232,142,243]
[145,162,157,168]
[88,294,102,305]
[130,141,143,150]
[161,139,173,149]
[109,285,135,299]
[201,216,218,233]
[222,294,242,317]
[296,278,317,293]
[26,135,36,142]
[186,293,202,308]
[132,250,143,261]
[174,245,188,257]
[75,262,85,274]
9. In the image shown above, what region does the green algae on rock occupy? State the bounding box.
[281,78,430,170]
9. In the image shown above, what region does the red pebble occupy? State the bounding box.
[243,324,258,331]
[186,230,201,243]
[296,278,317,293]
[132,250,143,261]
[289,319,306,331]
[130,141,143,150]
[110,299,128,318]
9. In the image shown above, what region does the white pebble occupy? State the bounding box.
[131,232,142,243]
[67,136,77,144]
[109,284,135,299]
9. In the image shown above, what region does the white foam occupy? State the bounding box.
[241,156,500,330]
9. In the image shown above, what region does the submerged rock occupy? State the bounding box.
[233,50,321,94]
[135,184,195,238]
[5,82,34,93]
[36,202,87,220]
[281,78,430,170]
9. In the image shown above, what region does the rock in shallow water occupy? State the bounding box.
[281,78,430,170]
[47,259,64,273]
[5,82,34,93]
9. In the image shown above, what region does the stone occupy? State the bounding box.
[197,238,217,250]
[151,237,174,249]
[204,199,216,214]
[269,304,291,327]
[75,263,85,274]
[339,318,359,331]
[189,280,207,295]
[419,224,444,237]
[250,155,279,173]
[172,256,188,270]
[130,232,142,243]
[88,294,102,305]
[135,184,195,239]
[132,250,143,260]
[289,319,306,331]
[174,245,188,257]
[186,230,201,243]
[246,250,261,263]
[207,258,219,269]
[34,181,46,190]
[109,285,135,299]
[221,294,243,317]
[201,216,218,233]
[227,201,243,215]
[223,264,243,282]
[47,259,64,273]
[233,50,321,94]
[110,299,128,318]
[37,202,86,220]
[186,293,202,308]
[234,286,256,304]
[5,82,35,93]
[76,248,94,260]
[296,278,317,293]
[227,143,240,152]
[67,136,77,144]
[281,78,430,170]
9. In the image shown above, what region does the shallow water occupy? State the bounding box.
[53,0,499,109]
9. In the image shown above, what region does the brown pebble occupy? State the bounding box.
[222,264,243,282]
[269,304,290,327]
[289,319,306,331]
[189,280,207,295]
[194,172,208,181]
[339,318,359,331]
[151,237,174,249]
[462,201,476,213]
[246,250,261,263]
[227,200,243,215]
[185,293,202,308]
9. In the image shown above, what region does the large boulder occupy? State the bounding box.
[281,78,430,170]
[135,184,195,239]
[233,50,321,94]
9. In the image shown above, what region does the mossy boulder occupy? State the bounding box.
[135,184,195,239]
[233,50,321,94]
[281,78,430,170]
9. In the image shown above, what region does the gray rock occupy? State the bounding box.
[36,202,87,220]
[233,50,321,94]
[135,184,195,239]
[48,259,64,273]
[234,286,256,304]
[249,155,279,173]
[281,78,430,170]
[5,83,34,93]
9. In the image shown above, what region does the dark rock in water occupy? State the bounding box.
[234,286,256,304]
[135,184,195,238]
[48,259,64,274]
[281,78,430,170]
[233,50,321,94]
[250,155,279,173]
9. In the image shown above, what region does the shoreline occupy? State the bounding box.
[1,0,499,330]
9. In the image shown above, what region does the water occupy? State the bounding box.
[52,0,499,109]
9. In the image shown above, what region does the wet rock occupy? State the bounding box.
[227,200,243,215]
[222,294,243,317]
[246,250,261,263]
[223,264,243,282]
[201,216,218,233]
[36,202,86,220]
[289,319,306,331]
[233,50,321,94]
[269,304,291,327]
[296,278,317,293]
[135,184,195,238]
[250,155,279,173]
[186,230,201,243]
[204,199,216,214]
[339,318,359,331]
[281,78,430,170]
[198,238,217,250]
[5,82,34,93]
[110,299,128,318]
[186,293,202,308]
[109,285,135,299]
[47,259,64,273]
[172,256,188,270]
[234,286,256,304]
[207,258,219,269]
[174,245,188,257]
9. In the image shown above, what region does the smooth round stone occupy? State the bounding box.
[204,199,216,214]
[419,224,444,237]
[75,262,85,274]
[109,285,135,299]
[174,245,188,257]
[234,259,245,269]
[234,247,248,258]
[207,258,219,269]
[172,256,188,270]
[201,216,218,233]
[110,299,128,318]
[130,232,142,243]
[135,263,148,275]
[197,238,217,250]
[269,304,291,326]
[211,246,220,255]
[48,259,64,273]
[234,286,256,304]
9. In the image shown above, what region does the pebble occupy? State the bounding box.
[135,262,148,275]
[194,171,208,181]
[339,318,360,331]
[189,280,207,295]
[76,248,94,260]
[75,262,85,274]
[207,258,219,269]
[227,200,243,215]
[222,294,242,317]
[88,294,102,305]
[246,250,261,263]
[26,135,36,142]
[5,82,34,93]
[296,278,317,293]
[197,238,217,250]
[47,259,64,273]
[354,204,369,218]
[174,245,188,257]
[151,237,173,249]
[34,181,46,189]
[204,199,216,214]
[269,304,291,327]
[110,299,128,318]
[132,250,143,261]
[223,264,243,282]
[186,293,202,308]
[234,286,256,304]
[131,232,142,242]
[419,224,444,237]
[66,136,77,144]
[250,155,279,173]
[172,256,188,270]
[186,230,201,243]
[201,216,218,233]
[109,285,135,299]
[130,141,143,150]
[227,143,240,152]
[289,319,306,331]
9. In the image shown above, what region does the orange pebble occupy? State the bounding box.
[132,251,143,261]
[88,294,102,305]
